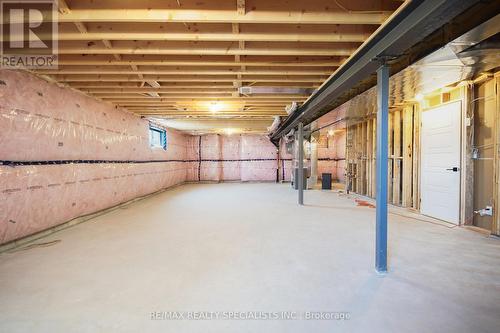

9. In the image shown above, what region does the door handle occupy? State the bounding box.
[446,167,460,172]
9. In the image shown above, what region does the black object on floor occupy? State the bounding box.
[322,173,332,190]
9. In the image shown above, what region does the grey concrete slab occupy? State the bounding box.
[0,183,499,333]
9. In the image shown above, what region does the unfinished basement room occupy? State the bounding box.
[1,0,500,332]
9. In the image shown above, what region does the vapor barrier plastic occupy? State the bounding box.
[0,69,344,245]
[0,70,293,245]
[0,162,186,244]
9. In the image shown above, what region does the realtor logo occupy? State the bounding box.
[1,0,58,68]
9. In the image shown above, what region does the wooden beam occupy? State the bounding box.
[237,0,246,16]
[101,39,113,49]
[494,74,500,235]
[74,22,88,33]
[392,109,401,205]
[412,104,421,210]
[57,0,70,14]
[57,1,122,62]
[72,84,303,89]
[50,32,369,43]
[115,104,293,108]
[367,118,373,197]
[232,22,243,95]
[57,59,343,67]
[128,107,285,110]
[101,39,122,61]
[54,76,327,83]
[129,107,285,111]
[361,121,367,195]
[133,113,285,117]
[86,89,238,94]
[105,101,305,105]
[402,105,414,207]
[99,94,307,99]
[57,9,391,25]
[56,47,356,56]
[126,105,287,109]
[146,81,161,88]
[130,64,144,80]
[38,69,332,75]
[388,112,393,203]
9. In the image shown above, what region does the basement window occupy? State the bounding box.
[149,125,167,150]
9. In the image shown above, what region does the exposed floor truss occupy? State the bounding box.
[31,0,402,130]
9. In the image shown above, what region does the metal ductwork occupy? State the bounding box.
[239,86,316,95]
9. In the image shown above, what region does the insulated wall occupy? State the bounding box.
[278,104,347,183]
[0,70,294,245]
[279,140,293,182]
[186,133,278,182]
[316,102,347,183]
[0,69,190,244]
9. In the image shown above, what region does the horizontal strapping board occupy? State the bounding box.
[0,157,345,166]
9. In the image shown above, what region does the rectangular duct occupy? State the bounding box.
[239,86,315,95]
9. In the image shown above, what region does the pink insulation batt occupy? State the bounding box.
[240,134,278,181]
[276,101,347,183]
[279,140,293,182]
[0,69,282,245]
[187,133,278,182]
[316,101,347,183]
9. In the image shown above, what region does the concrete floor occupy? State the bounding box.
[1,183,500,333]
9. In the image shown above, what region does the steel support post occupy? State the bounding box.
[376,63,389,273]
[298,122,304,205]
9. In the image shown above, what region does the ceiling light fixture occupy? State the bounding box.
[209,102,223,113]
[415,93,424,101]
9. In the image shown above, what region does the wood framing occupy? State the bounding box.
[392,109,401,205]
[32,0,401,120]
[402,105,413,207]
[412,104,421,210]
[494,74,500,235]
[388,112,393,203]
[345,106,419,209]
[56,9,392,25]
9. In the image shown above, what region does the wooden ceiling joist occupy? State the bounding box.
[69,83,318,88]
[50,32,369,43]
[55,76,328,83]
[57,9,391,25]
[98,94,308,99]
[56,47,356,56]
[41,0,402,125]
[56,59,344,67]
[39,69,333,76]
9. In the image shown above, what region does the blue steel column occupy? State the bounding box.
[298,122,304,205]
[375,63,389,273]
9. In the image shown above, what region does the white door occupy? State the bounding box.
[420,101,462,224]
